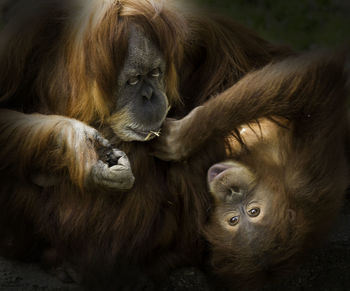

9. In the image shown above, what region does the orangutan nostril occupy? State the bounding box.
[207,164,232,183]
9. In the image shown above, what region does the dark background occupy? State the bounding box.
[195,0,350,50]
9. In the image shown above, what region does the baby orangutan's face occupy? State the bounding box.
[207,161,272,234]
[205,159,299,286]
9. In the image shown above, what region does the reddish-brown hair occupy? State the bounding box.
[0,0,186,123]
[0,1,295,288]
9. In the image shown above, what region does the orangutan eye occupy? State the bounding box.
[150,68,160,78]
[228,216,239,226]
[248,208,260,217]
[127,75,140,86]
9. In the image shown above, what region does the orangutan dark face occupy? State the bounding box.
[111,26,168,142]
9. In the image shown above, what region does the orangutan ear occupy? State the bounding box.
[287,209,296,222]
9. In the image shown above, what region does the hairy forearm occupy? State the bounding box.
[0,109,97,187]
[182,51,348,148]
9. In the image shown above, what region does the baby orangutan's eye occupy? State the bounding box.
[228,216,240,226]
[248,208,260,217]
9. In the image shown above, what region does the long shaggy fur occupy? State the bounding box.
[168,51,349,289]
[0,0,293,288]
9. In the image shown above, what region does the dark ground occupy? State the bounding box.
[0,193,349,291]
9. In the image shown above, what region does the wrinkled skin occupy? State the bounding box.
[110,25,168,142]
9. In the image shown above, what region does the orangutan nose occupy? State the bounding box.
[207,163,232,183]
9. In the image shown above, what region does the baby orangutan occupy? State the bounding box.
[153,51,350,288]
[205,118,330,288]
[204,71,350,288]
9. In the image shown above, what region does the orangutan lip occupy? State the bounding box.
[207,164,234,183]
[127,126,161,138]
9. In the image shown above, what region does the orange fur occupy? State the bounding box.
[0,1,293,289]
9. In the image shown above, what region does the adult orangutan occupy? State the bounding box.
[153,51,350,289]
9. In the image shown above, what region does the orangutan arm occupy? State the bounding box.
[0,109,134,190]
[153,51,348,161]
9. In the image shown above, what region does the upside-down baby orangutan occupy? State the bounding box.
[154,51,350,289]
[0,0,292,289]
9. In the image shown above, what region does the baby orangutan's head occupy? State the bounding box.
[205,155,345,289]
[205,161,299,286]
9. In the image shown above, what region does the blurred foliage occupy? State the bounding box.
[194,0,350,50]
